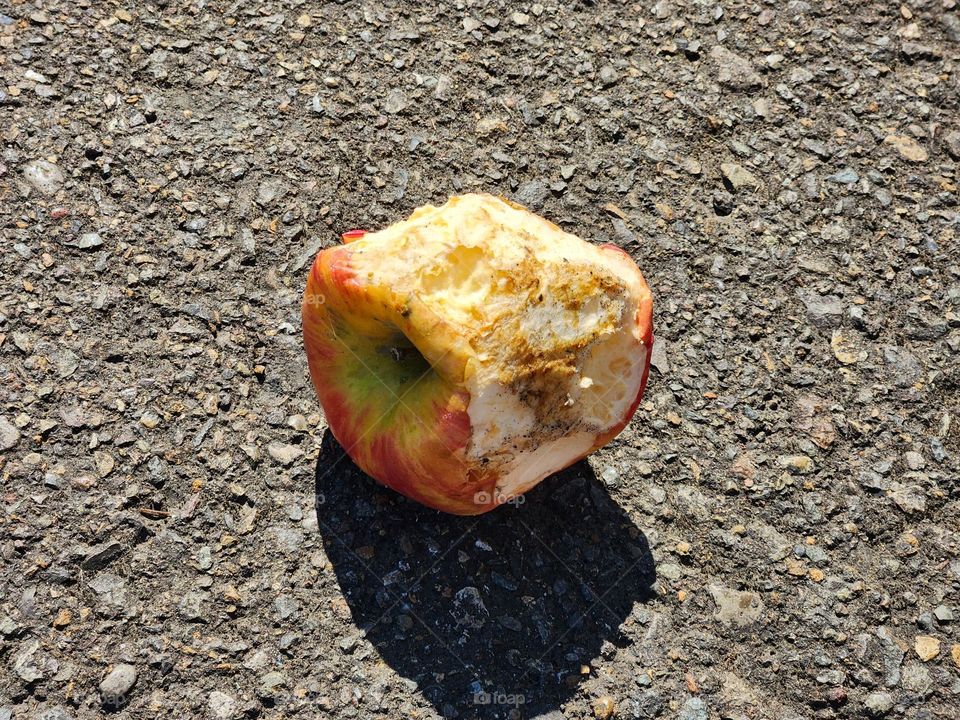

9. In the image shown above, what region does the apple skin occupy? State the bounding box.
[304,231,499,514]
[303,204,653,516]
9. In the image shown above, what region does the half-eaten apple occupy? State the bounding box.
[303,193,653,515]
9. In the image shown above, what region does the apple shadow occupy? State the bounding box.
[314,429,656,719]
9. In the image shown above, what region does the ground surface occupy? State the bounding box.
[1,1,959,718]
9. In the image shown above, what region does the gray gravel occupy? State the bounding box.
[98,663,137,708]
[2,1,959,719]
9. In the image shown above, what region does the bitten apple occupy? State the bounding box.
[303,194,653,515]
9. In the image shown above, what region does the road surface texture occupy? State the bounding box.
[2,1,959,719]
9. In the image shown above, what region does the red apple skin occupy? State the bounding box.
[303,230,653,515]
[304,235,500,514]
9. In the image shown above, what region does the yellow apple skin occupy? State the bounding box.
[303,194,653,515]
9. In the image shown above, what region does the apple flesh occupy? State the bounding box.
[303,194,653,515]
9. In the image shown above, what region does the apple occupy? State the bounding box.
[303,194,653,515]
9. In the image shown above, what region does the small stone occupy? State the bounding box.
[720,162,758,191]
[901,663,932,695]
[914,635,940,661]
[933,605,953,623]
[864,691,894,717]
[256,180,285,207]
[13,640,45,682]
[77,233,103,249]
[53,348,79,378]
[43,471,64,489]
[476,116,508,136]
[827,687,848,706]
[434,75,452,99]
[708,585,764,626]
[592,696,615,719]
[94,451,115,477]
[383,89,409,114]
[800,291,844,328]
[267,442,303,466]
[710,46,762,90]
[654,202,674,220]
[678,697,708,720]
[0,616,19,636]
[462,16,482,32]
[712,190,735,215]
[38,419,58,435]
[0,415,20,451]
[884,135,928,163]
[139,410,160,429]
[178,591,207,622]
[258,671,287,696]
[452,586,488,629]
[904,451,925,470]
[658,563,682,580]
[650,339,669,374]
[777,454,814,474]
[287,414,308,431]
[169,319,204,337]
[181,218,207,234]
[23,159,65,195]
[951,644,960,669]
[52,609,72,628]
[100,663,137,706]
[274,594,299,620]
[598,65,619,87]
[209,691,237,719]
[730,453,756,481]
[339,633,360,653]
[512,180,549,210]
[901,41,940,58]
[795,395,836,449]
[831,330,866,365]
[511,11,529,26]
[944,131,960,160]
[601,466,619,485]
[883,345,921,388]
[827,168,859,184]
[82,541,125,571]
[802,140,830,160]
[890,484,926,514]
[679,157,702,175]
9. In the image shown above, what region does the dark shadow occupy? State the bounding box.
[314,429,656,719]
